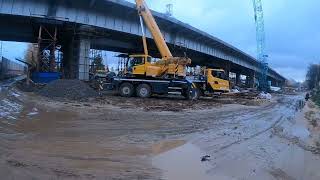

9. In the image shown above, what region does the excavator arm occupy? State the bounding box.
[135,0,172,59]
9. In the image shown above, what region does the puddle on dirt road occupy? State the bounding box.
[152,141,213,180]
[152,140,186,155]
[273,142,320,180]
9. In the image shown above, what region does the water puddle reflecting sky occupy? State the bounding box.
[152,142,212,180]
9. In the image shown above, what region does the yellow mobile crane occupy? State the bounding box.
[111,0,229,99]
[125,0,191,78]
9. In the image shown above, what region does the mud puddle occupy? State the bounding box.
[272,143,320,180]
[152,141,212,180]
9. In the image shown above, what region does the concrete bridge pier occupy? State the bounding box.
[224,61,231,79]
[77,36,91,81]
[271,79,281,87]
[61,26,92,81]
[61,35,75,79]
[235,73,241,86]
[246,71,255,88]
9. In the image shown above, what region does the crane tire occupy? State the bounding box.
[119,82,134,97]
[136,84,152,98]
[183,88,200,100]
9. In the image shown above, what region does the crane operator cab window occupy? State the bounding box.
[128,57,152,67]
[127,57,144,72]
[146,56,152,63]
[127,56,152,73]
[212,70,228,80]
[129,57,144,67]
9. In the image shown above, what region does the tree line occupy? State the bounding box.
[306,64,320,90]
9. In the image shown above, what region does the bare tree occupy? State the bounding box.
[23,44,38,85]
[24,44,38,68]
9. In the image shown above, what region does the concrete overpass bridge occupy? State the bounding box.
[0,0,286,86]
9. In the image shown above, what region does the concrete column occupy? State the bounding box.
[246,71,255,88]
[77,37,90,81]
[61,25,93,80]
[271,80,277,87]
[61,33,91,80]
[224,61,231,80]
[61,34,77,79]
[236,73,241,86]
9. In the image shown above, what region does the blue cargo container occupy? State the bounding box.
[32,72,61,83]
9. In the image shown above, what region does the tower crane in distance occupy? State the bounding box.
[252,0,269,91]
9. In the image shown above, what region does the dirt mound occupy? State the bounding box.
[39,79,98,101]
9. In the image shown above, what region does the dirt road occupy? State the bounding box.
[0,81,319,180]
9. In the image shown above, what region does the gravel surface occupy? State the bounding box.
[38,79,98,100]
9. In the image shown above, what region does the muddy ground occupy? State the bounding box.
[0,80,320,180]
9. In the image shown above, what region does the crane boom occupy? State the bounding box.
[135,0,173,59]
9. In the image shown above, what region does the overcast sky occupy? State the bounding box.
[2,0,319,82]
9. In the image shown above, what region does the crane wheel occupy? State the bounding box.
[183,88,200,100]
[136,84,152,98]
[119,83,134,97]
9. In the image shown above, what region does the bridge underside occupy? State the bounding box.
[0,15,284,87]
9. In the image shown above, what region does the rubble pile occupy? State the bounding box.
[39,79,98,100]
[224,91,260,100]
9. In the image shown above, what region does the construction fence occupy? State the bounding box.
[0,57,26,80]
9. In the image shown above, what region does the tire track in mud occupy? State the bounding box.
[272,126,320,155]
[201,96,300,154]
[214,115,285,153]
[270,96,320,155]
[177,101,281,134]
